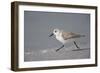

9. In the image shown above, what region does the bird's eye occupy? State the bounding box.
[55,31,57,33]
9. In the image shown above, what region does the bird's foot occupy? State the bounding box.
[56,49,60,52]
[55,45,64,52]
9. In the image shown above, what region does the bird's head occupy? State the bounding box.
[49,28,60,37]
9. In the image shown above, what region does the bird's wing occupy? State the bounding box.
[62,32,80,40]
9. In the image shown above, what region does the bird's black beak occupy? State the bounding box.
[49,33,54,37]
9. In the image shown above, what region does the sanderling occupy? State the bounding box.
[49,28,85,52]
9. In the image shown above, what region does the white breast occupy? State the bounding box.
[55,33,66,44]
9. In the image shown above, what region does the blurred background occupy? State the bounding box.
[24,11,90,61]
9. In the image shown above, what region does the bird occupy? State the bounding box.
[49,28,85,52]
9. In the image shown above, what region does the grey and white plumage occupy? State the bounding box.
[49,28,85,52]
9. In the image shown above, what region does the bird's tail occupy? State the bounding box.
[80,35,85,37]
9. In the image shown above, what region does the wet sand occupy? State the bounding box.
[24,48,90,62]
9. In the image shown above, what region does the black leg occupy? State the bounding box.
[73,41,80,49]
[56,45,64,52]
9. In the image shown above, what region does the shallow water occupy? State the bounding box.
[24,48,90,62]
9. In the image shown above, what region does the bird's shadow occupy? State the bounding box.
[71,48,89,51]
